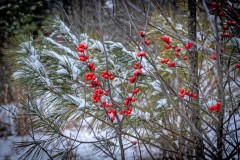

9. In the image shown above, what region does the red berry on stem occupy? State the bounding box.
[184,56,188,60]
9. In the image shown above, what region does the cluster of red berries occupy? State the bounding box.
[227,20,237,26]
[210,2,224,16]
[221,20,236,38]
[77,43,118,122]
[77,43,88,52]
[130,62,143,84]
[101,70,114,80]
[77,43,90,62]
[139,30,151,46]
[123,96,136,106]
[210,2,238,38]
[119,107,133,116]
[92,88,104,103]
[161,35,171,44]
[160,58,169,64]
[89,79,101,88]
[133,62,143,69]
[107,109,117,121]
[179,88,198,99]
[79,54,89,62]
[99,100,112,108]
[208,101,221,113]
[160,35,191,67]
[85,72,96,81]
[167,61,176,67]
[131,87,140,94]
[185,41,193,50]
[137,51,147,57]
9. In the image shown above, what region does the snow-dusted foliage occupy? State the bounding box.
[11,10,240,159]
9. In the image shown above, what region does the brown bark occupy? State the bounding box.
[188,0,205,159]
[0,50,15,104]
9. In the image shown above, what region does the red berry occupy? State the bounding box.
[185,90,190,95]
[77,48,84,52]
[231,21,236,26]
[176,48,181,52]
[211,2,216,6]
[110,116,115,122]
[192,94,198,99]
[179,93,185,98]
[227,20,232,25]
[161,35,170,43]
[139,31,145,37]
[78,43,85,48]
[109,75,114,81]
[211,8,216,12]
[166,44,171,49]
[145,40,150,45]
[167,61,176,67]
[208,106,214,111]
[179,88,185,94]
[216,101,221,107]
[174,52,180,57]
[160,59,165,64]
[183,56,188,60]
[211,54,217,60]
[132,141,137,145]
[185,44,190,49]
[83,44,88,50]
[215,108,220,113]
[131,97,136,102]
[236,63,240,68]
[80,56,85,62]
[188,41,193,46]
[219,12,224,16]
[223,25,228,30]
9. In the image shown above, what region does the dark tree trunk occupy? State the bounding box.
[0,50,15,104]
[188,0,205,159]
